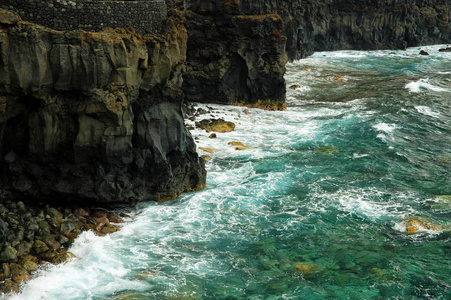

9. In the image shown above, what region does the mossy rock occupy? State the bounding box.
[21,259,38,272]
[0,279,20,294]
[50,252,76,264]
[233,99,286,111]
[10,263,30,283]
[100,224,120,234]
[195,119,235,133]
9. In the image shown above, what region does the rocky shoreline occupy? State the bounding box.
[0,198,128,294]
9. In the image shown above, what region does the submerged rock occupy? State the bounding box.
[316,145,338,155]
[228,141,253,151]
[334,75,347,82]
[294,263,319,274]
[429,195,451,210]
[198,147,218,154]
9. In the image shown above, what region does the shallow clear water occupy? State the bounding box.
[6,45,451,300]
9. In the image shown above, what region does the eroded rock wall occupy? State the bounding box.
[183,0,451,106]
[183,0,288,110]
[279,0,451,60]
[0,9,206,204]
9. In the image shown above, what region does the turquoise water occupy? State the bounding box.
[7,45,451,299]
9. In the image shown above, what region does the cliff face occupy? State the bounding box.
[1,0,450,204]
[0,9,206,203]
[183,0,451,106]
[279,0,451,60]
[182,0,288,110]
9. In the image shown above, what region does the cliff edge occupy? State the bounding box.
[0,9,206,204]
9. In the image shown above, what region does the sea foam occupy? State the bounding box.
[405,78,449,93]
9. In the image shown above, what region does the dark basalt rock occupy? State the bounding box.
[0,9,206,204]
[183,1,287,109]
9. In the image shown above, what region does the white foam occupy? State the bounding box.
[414,105,441,118]
[325,189,418,222]
[405,78,449,93]
[6,231,148,300]
[373,122,397,133]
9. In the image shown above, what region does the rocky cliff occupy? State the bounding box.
[1,0,450,204]
[182,0,288,110]
[183,0,451,106]
[0,9,206,204]
[280,0,451,60]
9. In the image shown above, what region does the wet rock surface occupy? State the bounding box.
[0,199,127,294]
[183,1,287,108]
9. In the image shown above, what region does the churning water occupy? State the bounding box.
[6,45,451,299]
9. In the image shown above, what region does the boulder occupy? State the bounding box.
[196,119,236,133]
[402,216,442,234]
[0,246,17,262]
[107,213,124,224]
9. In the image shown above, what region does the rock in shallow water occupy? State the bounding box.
[196,119,236,133]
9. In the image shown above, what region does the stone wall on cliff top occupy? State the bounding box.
[0,0,167,34]
[0,9,206,204]
[183,0,451,107]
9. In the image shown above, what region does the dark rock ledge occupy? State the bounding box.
[0,198,128,294]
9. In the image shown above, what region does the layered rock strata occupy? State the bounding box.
[0,9,206,204]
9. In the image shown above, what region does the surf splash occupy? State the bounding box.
[5,45,451,300]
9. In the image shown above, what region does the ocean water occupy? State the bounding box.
[6,45,451,299]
